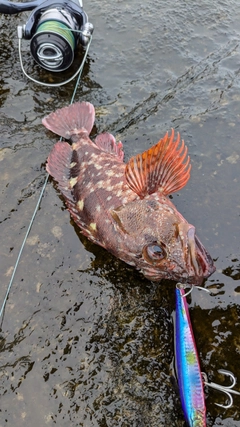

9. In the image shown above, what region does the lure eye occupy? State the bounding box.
[143,243,166,264]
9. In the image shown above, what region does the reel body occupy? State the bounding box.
[0,0,93,75]
[22,0,92,72]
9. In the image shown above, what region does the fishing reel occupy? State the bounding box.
[0,0,93,84]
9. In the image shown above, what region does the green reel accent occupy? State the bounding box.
[36,20,75,50]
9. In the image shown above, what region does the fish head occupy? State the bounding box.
[119,129,216,284]
[111,196,215,284]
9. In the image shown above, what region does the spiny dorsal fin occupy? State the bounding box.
[94,133,124,161]
[125,130,191,197]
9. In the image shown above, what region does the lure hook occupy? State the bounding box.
[176,282,193,297]
[176,282,211,298]
[202,369,240,409]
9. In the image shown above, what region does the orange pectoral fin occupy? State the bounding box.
[125,130,191,197]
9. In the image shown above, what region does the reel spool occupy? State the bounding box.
[30,8,79,72]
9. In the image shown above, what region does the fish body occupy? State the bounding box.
[43,102,215,283]
[175,285,206,427]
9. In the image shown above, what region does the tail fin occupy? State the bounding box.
[42,102,95,139]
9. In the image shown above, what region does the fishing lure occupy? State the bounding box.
[175,283,206,427]
[175,284,240,425]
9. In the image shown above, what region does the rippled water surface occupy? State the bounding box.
[0,1,240,426]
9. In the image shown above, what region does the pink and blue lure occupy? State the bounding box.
[175,284,206,427]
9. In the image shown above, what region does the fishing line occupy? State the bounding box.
[0,40,91,325]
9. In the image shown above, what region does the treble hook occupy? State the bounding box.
[202,369,240,409]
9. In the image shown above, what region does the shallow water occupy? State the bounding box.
[0,0,240,426]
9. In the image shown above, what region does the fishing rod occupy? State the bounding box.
[0,0,93,85]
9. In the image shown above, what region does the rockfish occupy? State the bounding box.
[43,102,215,284]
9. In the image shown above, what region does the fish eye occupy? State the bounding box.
[143,243,166,264]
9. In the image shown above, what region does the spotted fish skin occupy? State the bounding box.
[175,285,206,427]
[43,102,215,284]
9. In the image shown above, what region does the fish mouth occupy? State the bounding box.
[187,227,216,281]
